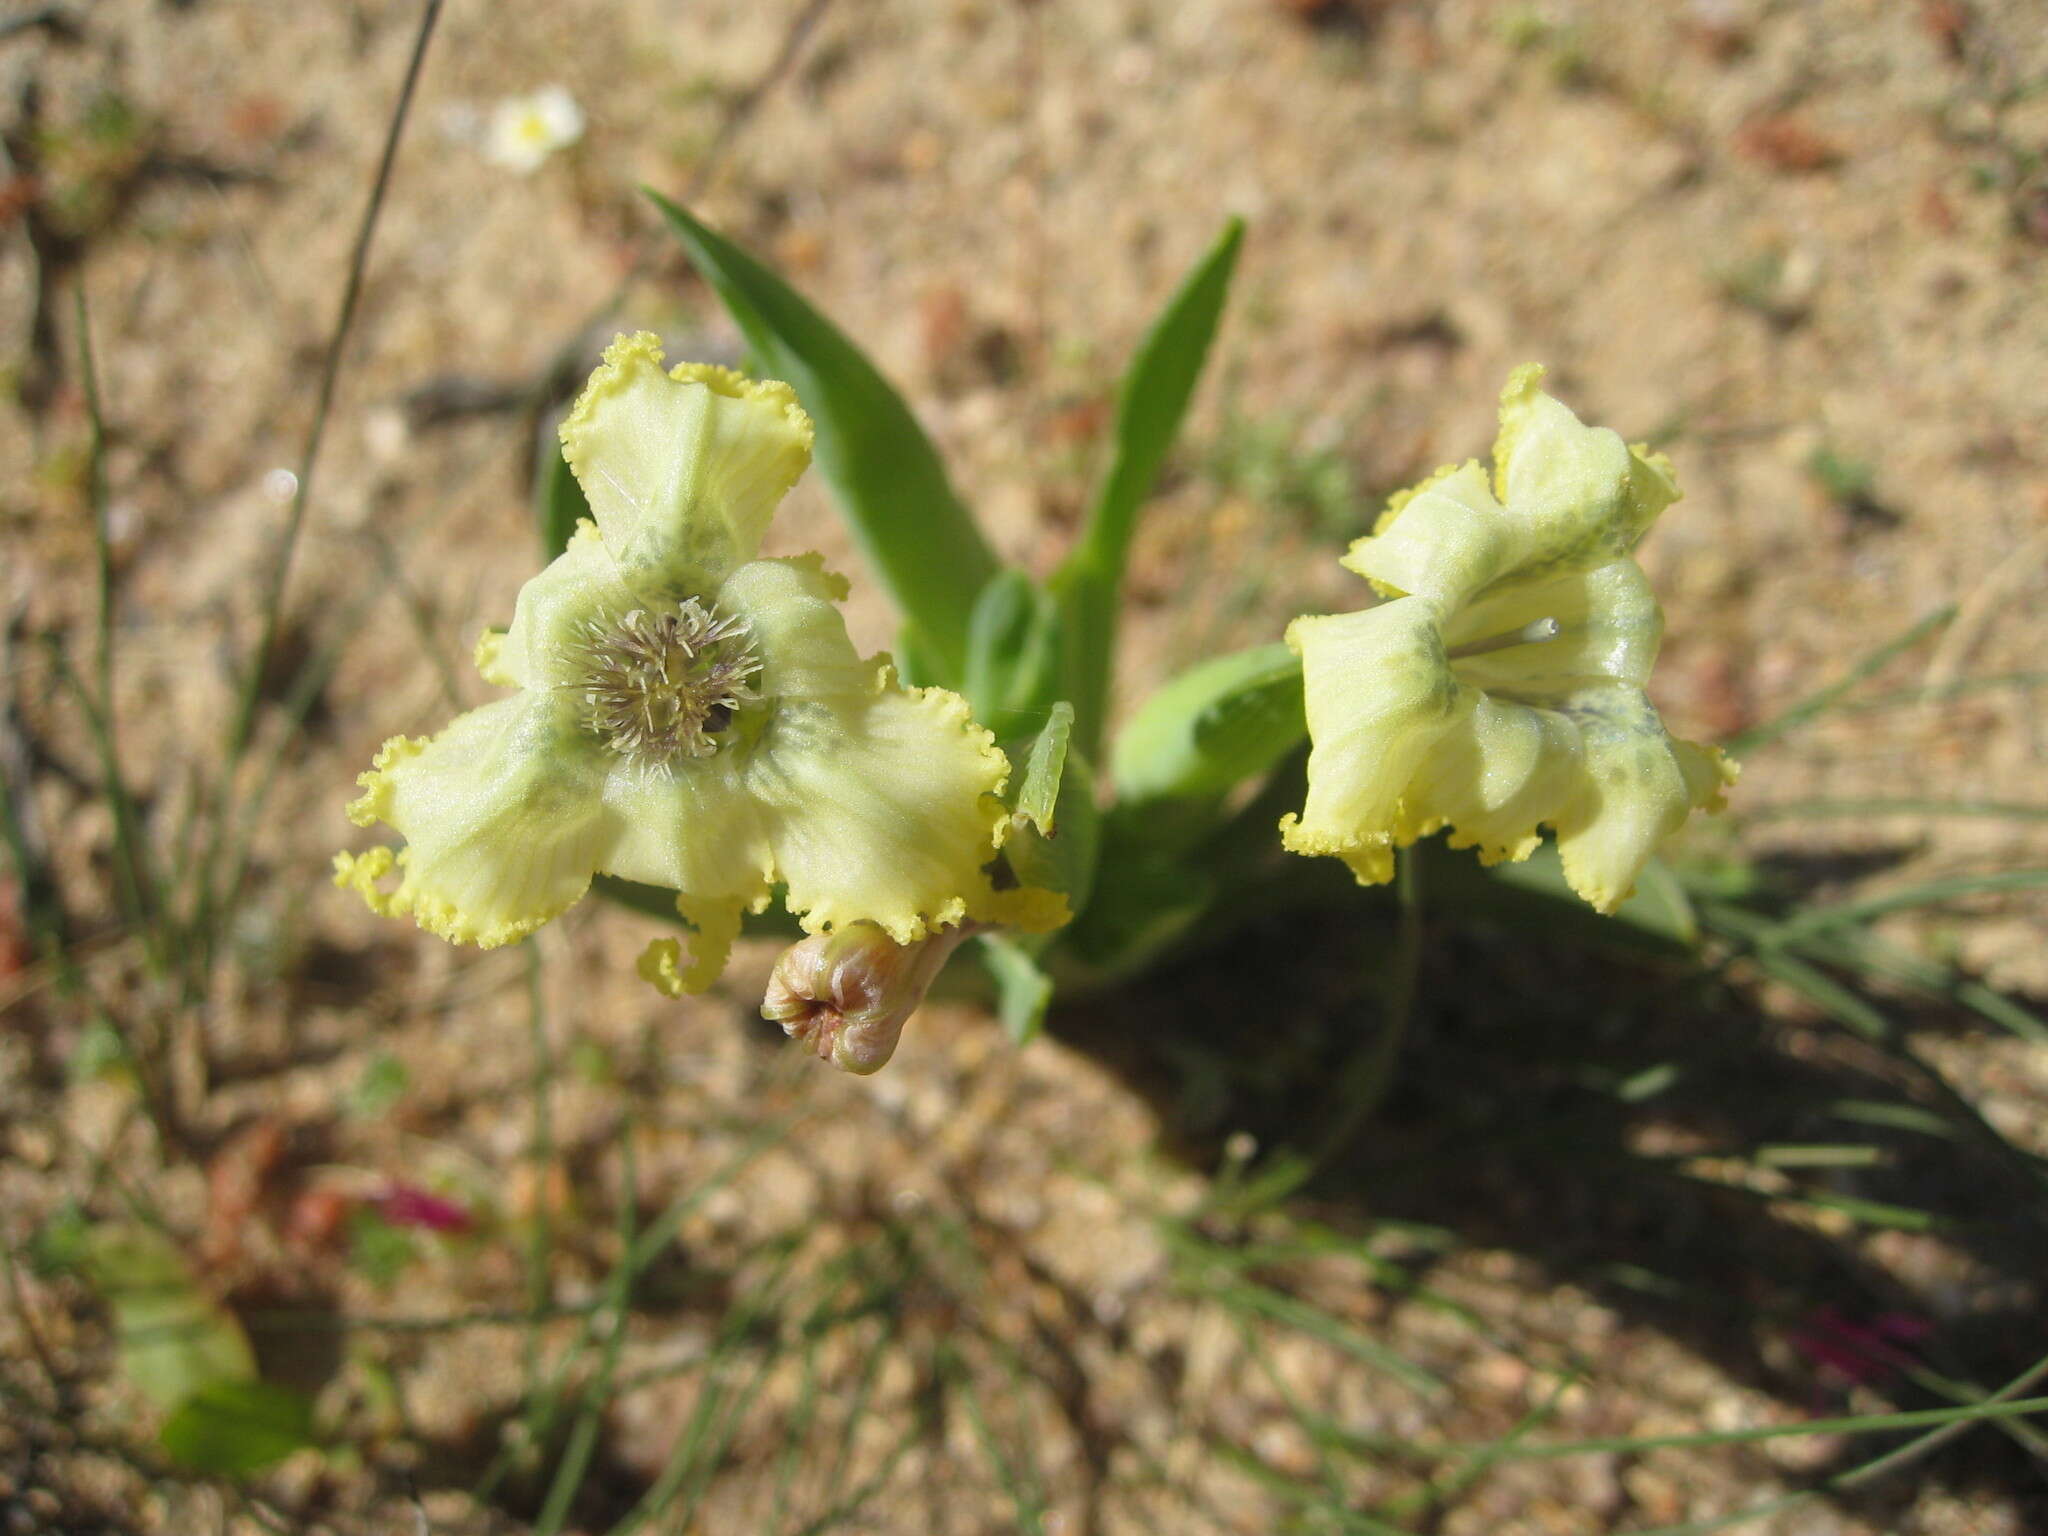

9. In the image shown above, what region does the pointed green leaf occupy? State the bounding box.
[649,192,999,679]
[1009,701,1074,836]
[1002,721,1099,917]
[1053,218,1244,757]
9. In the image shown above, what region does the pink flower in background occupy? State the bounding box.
[373,1183,473,1234]
[1788,1306,1932,1387]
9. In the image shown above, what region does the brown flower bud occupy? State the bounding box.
[761,921,978,1074]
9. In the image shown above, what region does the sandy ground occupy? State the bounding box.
[4,1,2047,1532]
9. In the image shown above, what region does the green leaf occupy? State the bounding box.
[1111,642,1304,806]
[534,428,590,563]
[1003,727,1101,919]
[649,192,999,679]
[1061,812,1221,975]
[81,1226,257,1412]
[963,570,1063,727]
[980,933,1055,1047]
[160,1379,317,1475]
[893,619,948,689]
[1009,701,1074,836]
[1052,218,1245,758]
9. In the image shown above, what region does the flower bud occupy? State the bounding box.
[761,921,977,1074]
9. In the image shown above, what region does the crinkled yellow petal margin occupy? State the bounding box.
[751,671,1015,945]
[346,734,431,829]
[336,699,614,950]
[472,628,514,689]
[1283,366,1734,912]
[968,881,1072,934]
[331,843,574,949]
[559,332,815,583]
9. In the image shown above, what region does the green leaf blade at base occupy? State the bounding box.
[1055,217,1245,758]
[1112,642,1304,807]
[649,192,999,682]
[534,430,591,563]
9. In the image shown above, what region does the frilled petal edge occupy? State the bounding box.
[745,667,1013,943]
[559,332,814,589]
[336,695,614,948]
[1278,598,1464,882]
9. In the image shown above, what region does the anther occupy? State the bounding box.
[562,598,762,772]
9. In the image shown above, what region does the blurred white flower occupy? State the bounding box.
[483,86,584,174]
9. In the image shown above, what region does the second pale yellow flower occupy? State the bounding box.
[1281,365,1734,912]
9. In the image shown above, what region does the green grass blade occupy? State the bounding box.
[1435,1394,2048,1465]
[1742,796,2048,823]
[1835,669,2048,714]
[1767,868,2048,946]
[1825,1099,1958,1137]
[943,1341,1047,1535]
[69,297,164,969]
[1054,218,1245,759]
[1167,1239,1443,1397]
[1782,922,2048,1046]
[648,192,999,679]
[533,1129,637,1536]
[1724,603,1953,754]
[1751,944,1892,1040]
[1484,1363,2048,1536]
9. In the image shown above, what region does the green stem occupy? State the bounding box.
[1339,846,1425,1139]
[1252,847,1424,1205]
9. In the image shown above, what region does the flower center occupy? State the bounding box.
[566,600,763,772]
[1445,616,1560,662]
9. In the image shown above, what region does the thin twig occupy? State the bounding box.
[227,0,444,760]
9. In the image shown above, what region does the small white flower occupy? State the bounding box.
[483,86,584,174]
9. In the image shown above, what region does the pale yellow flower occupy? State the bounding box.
[337,334,1058,991]
[1281,365,1735,912]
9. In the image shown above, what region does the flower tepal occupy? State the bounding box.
[337,333,1055,989]
[1280,365,1735,912]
